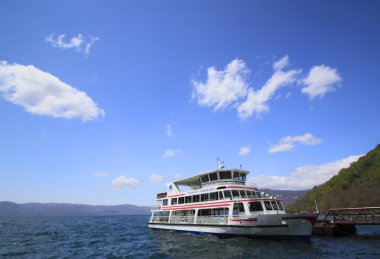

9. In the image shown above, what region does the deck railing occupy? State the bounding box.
[150,215,230,225]
[170,216,196,224]
[150,205,161,210]
[196,216,229,225]
[150,216,169,223]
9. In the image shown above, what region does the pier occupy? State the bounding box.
[313,207,380,236]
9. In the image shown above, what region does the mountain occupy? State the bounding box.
[0,201,150,217]
[260,189,309,205]
[287,144,380,214]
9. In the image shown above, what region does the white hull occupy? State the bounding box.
[149,214,316,240]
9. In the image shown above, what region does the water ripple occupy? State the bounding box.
[0,216,380,258]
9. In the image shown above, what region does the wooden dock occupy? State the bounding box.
[313,207,380,236]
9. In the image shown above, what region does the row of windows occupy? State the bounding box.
[171,208,230,217]
[200,171,247,183]
[158,201,284,218]
[166,189,262,206]
[248,201,284,212]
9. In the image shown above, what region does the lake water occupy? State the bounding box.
[1,215,380,258]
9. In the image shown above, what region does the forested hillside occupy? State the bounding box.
[287,144,380,214]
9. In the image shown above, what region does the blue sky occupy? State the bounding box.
[1,0,379,206]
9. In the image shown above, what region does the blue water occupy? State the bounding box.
[1,215,380,258]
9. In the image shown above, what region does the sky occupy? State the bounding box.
[1,0,379,206]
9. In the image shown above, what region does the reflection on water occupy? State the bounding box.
[149,226,380,258]
[150,229,317,258]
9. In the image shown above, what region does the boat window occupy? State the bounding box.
[200,175,209,183]
[264,201,273,210]
[163,199,168,206]
[256,192,261,198]
[209,192,218,201]
[240,190,247,198]
[171,198,177,205]
[271,201,279,210]
[233,203,245,216]
[209,172,218,181]
[249,201,264,212]
[198,209,211,216]
[193,195,200,203]
[277,201,284,211]
[233,171,240,180]
[201,193,209,202]
[212,208,229,216]
[178,197,184,204]
[173,209,195,216]
[219,171,232,179]
[232,190,240,198]
[240,174,246,181]
[219,191,224,200]
[223,190,232,199]
[185,196,192,203]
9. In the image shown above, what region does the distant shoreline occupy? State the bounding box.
[0,201,150,217]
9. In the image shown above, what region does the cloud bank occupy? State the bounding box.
[0,61,104,121]
[111,176,139,189]
[269,133,322,154]
[250,155,362,190]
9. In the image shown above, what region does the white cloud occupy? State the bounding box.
[0,61,105,121]
[239,146,251,156]
[237,64,300,119]
[269,133,322,154]
[192,59,249,110]
[273,55,289,71]
[111,175,139,189]
[191,56,300,120]
[93,172,110,177]
[162,149,183,158]
[45,34,99,56]
[301,65,341,99]
[166,124,172,137]
[192,56,342,120]
[249,155,362,190]
[149,174,164,184]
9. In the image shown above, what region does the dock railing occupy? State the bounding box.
[319,207,380,226]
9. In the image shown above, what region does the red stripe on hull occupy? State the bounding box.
[225,186,258,191]
[230,218,257,222]
[162,203,232,211]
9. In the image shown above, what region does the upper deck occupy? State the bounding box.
[175,169,249,188]
[157,169,252,199]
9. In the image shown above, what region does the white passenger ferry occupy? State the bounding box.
[148,168,318,240]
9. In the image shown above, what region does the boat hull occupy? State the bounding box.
[148,214,317,240]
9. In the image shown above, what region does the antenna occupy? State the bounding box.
[216,158,225,170]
